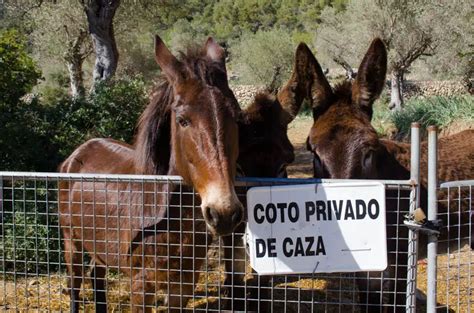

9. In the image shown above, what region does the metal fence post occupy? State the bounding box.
[406,122,420,312]
[426,126,438,312]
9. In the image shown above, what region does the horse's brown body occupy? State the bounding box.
[301,38,473,311]
[59,37,242,312]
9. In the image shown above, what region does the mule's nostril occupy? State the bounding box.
[232,208,243,226]
[205,207,219,227]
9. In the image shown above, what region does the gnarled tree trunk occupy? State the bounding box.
[389,69,404,111]
[64,28,90,99]
[82,0,120,87]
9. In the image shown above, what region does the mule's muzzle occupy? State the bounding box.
[203,204,244,236]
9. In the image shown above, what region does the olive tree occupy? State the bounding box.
[315,0,467,110]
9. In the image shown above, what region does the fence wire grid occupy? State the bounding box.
[0,172,444,312]
[426,180,473,313]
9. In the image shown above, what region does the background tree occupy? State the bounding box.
[81,0,121,86]
[229,29,294,88]
[31,3,92,99]
[315,0,465,110]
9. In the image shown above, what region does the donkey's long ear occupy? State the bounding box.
[278,43,333,124]
[155,35,185,83]
[352,38,387,118]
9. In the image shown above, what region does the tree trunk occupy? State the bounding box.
[389,70,404,110]
[67,61,85,99]
[64,28,90,99]
[82,0,120,87]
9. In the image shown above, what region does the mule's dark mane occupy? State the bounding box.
[332,80,353,101]
[134,44,238,175]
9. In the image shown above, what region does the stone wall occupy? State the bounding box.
[402,80,470,98]
[230,81,470,105]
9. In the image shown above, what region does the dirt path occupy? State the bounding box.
[287,116,313,178]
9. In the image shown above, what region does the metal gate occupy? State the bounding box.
[0,172,417,312]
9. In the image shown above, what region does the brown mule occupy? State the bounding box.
[302,38,473,311]
[59,36,243,312]
[222,44,320,311]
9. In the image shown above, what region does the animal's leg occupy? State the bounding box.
[62,229,83,313]
[90,265,107,313]
[130,270,156,313]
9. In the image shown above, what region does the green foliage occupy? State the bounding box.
[49,77,148,161]
[389,96,474,140]
[0,76,147,172]
[229,29,295,87]
[0,190,62,274]
[0,29,42,104]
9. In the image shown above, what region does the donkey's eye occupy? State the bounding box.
[176,116,189,127]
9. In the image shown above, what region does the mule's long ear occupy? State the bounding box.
[278,43,333,124]
[155,35,185,83]
[205,37,226,66]
[352,38,387,118]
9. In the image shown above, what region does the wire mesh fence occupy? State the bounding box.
[432,180,473,313]
[0,172,419,312]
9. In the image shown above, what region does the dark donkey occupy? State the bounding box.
[303,38,474,311]
[59,36,243,312]
[222,43,315,311]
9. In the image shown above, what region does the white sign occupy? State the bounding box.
[246,182,387,275]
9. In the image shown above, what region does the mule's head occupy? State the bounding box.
[152,36,243,235]
[304,38,388,179]
[237,45,319,177]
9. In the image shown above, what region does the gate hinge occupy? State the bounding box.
[403,208,443,236]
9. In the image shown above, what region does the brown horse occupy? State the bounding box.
[59,36,243,312]
[302,38,474,311]
[222,43,315,310]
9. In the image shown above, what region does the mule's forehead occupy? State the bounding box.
[311,103,378,149]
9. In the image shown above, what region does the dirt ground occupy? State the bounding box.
[0,116,472,312]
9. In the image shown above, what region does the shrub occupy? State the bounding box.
[0,183,62,274]
[229,29,295,88]
[0,29,42,105]
[390,96,474,140]
[50,76,148,161]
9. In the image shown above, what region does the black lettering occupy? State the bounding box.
[305,237,315,256]
[327,200,332,220]
[256,239,266,257]
[316,236,326,255]
[288,202,299,222]
[266,203,277,223]
[316,200,326,220]
[355,199,366,219]
[268,238,277,257]
[333,200,344,220]
[368,199,380,219]
[254,204,264,224]
[294,237,305,256]
[344,200,355,220]
[277,203,287,223]
[283,237,293,257]
[305,201,315,221]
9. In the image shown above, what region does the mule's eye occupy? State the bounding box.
[277,163,288,178]
[236,163,245,177]
[312,153,327,179]
[176,116,189,127]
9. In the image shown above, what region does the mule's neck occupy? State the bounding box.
[379,139,412,180]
